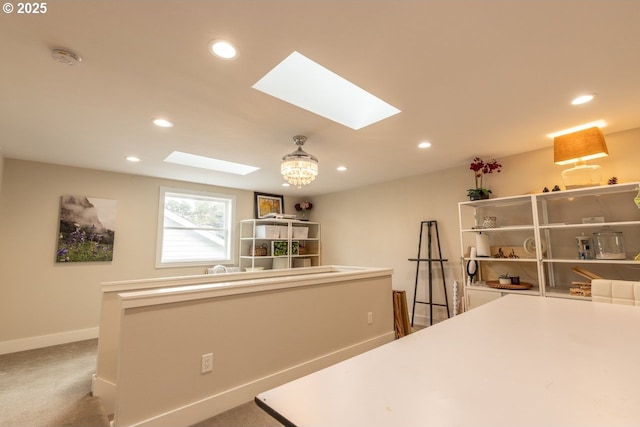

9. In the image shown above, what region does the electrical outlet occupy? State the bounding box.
[201,353,213,374]
[367,312,373,325]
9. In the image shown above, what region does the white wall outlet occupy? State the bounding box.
[201,353,213,374]
[367,312,373,325]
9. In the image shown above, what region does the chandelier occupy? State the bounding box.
[281,135,318,188]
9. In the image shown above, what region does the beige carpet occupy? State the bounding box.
[0,339,281,427]
[0,339,109,427]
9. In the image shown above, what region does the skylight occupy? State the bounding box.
[252,51,401,130]
[164,151,259,175]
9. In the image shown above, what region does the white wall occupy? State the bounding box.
[0,160,261,352]
[1,127,638,349]
[314,127,640,324]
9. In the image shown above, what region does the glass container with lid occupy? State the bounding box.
[593,230,626,260]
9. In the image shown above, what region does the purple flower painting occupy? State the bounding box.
[56,195,116,262]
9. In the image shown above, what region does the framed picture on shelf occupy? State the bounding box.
[271,241,299,257]
[255,192,284,219]
[272,241,288,257]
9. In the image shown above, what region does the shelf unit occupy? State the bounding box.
[239,219,321,271]
[459,182,640,309]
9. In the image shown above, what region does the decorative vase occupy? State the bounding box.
[299,210,310,221]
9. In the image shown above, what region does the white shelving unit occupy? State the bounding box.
[239,219,321,271]
[459,182,640,309]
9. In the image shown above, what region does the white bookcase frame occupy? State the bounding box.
[459,182,640,309]
[239,219,321,270]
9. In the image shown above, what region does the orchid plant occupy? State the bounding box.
[295,201,313,220]
[468,157,502,200]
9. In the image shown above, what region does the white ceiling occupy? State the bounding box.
[1,1,639,196]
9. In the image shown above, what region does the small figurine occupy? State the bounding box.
[552,185,561,191]
[542,187,549,193]
[608,177,618,185]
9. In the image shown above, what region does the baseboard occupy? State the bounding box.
[412,313,450,327]
[121,331,395,427]
[0,327,99,355]
[92,374,116,414]
[412,313,429,327]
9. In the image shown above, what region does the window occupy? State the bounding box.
[157,187,235,267]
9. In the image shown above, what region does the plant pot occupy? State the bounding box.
[469,193,490,201]
[298,210,310,221]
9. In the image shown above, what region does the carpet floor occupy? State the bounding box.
[0,339,281,427]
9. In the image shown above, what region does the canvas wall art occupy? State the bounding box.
[56,195,117,262]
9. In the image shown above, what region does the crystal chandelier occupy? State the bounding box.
[281,135,318,188]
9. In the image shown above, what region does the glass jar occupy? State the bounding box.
[482,216,497,228]
[593,230,626,260]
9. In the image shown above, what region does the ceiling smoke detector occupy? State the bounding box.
[51,48,82,66]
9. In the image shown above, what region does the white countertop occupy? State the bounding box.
[257,295,640,426]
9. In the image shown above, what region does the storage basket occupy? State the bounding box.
[255,225,280,239]
[251,244,268,256]
[272,258,288,269]
[292,226,309,239]
[293,258,311,268]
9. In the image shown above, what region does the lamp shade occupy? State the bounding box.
[554,127,608,165]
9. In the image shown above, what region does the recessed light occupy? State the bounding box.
[418,141,432,149]
[153,118,174,128]
[337,166,348,172]
[571,94,596,105]
[282,183,290,187]
[126,156,141,162]
[546,120,607,139]
[209,40,237,59]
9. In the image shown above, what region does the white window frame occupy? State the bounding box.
[156,187,236,268]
